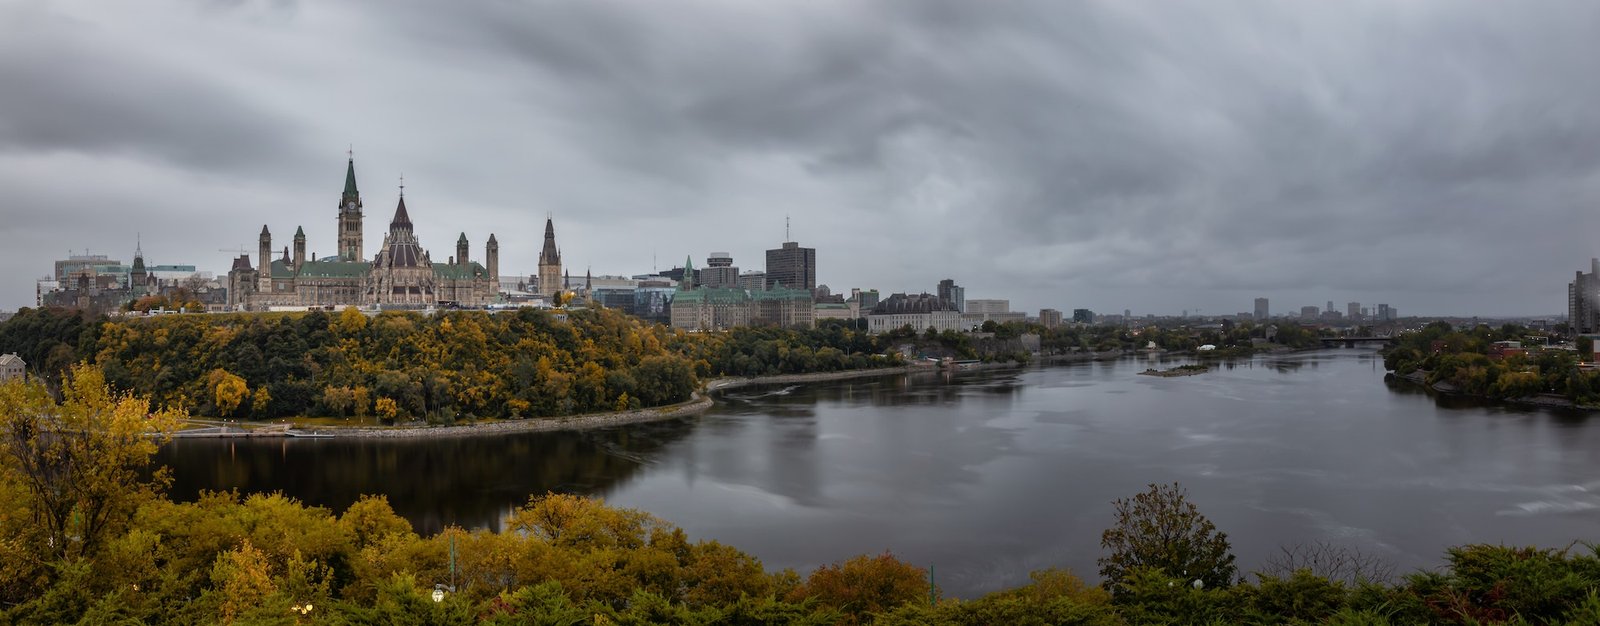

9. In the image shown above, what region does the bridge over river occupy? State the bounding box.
[1318,336,1395,347]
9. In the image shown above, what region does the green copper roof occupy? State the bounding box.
[434,262,487,281]
[343,159,358,197]
[751,287,812,302]
[297,260,371,279]
[270,260,295,279]
[671,287,749,304]
[457,232,468,244]
[295,226,305,238]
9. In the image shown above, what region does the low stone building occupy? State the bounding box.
[0,353,25,383]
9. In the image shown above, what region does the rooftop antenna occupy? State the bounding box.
[785,215,791,242]
[135,232,142,257]
[399,173,404,197]
[347,144,353,160]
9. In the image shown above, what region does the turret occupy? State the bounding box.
[537,217,562,298]
[293,226,306,269]
[486,234,499,283]
[456,232,469,267]
[337,157,364,262]
[258,225,272,294]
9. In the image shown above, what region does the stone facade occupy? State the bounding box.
[0,353,25,383]
[670,257,814,330]
[228,158,500,311]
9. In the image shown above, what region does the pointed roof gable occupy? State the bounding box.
[390,197,412,230]
[539,217,560,265]
[343,158,359,197]
[294,225,305,239]
[457,232,468,245]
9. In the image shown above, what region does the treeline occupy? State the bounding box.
[2,306,699,421]
[0,306,1340,422]
[685,321,904,378]
[5,372,1600,624]
[0,308,908,421]
[1383,322,1600,404]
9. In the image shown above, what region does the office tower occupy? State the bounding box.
[765,241,816,291]
[701,252,739,288]
[937,278,965,312]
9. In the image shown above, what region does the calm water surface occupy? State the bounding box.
[159,348,1600,597]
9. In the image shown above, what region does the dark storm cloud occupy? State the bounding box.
[0,7,309,173]
[1,1,1598,315]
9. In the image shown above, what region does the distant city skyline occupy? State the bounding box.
[2,2,1596,317]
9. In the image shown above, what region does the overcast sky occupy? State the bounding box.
[2,1,1597,317]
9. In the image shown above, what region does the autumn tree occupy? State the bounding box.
[207,368,248,417]
[1099,482,1237,592]
[0,364,182,560]
[788,551,929,625]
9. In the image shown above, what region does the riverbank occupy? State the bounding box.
[1385,369,1589,411]
[203,356,1124,439]
[265,365,928,439]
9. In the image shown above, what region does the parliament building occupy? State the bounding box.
[227,158,504,310]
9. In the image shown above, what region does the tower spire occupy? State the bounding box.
[343,152,359,197]
[338,151,365,262]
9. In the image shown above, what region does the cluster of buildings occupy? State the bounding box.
[1247,297,1398,324]
[37,248,226,312]
[34,155,1098,335]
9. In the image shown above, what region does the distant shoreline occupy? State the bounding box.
[205,355,1142,440]
[1384,369,1586,411]
[268,365,926,439]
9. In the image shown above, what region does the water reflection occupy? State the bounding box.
[158,419,697,534]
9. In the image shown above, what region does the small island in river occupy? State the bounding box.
[1139,364,1209,377]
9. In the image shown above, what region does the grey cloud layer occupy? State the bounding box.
[1,0,1596,315]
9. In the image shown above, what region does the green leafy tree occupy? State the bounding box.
[1099,482,1237,592]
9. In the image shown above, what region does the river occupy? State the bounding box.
[157,348,1600,598]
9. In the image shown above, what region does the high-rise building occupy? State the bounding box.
[701,252,739,288]
[1571,259,1600,334]
[1039,308,1063,328]
[850,288,880,313]
[765,241,816,291]
[937,278,965,312]
[1377,303,1392,321]
[1072,308,1094,324]
[1326,300,1335,314]
[1301,306,1319,320]
[1254,298,1269,321]
[1347,302,1361,321]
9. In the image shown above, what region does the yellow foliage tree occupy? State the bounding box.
[375,397,399,422]
[0,365,182,559]
[250,386,272,418]
[208,368,248,417]
[210,539,277,624]
[337,306,368,335]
